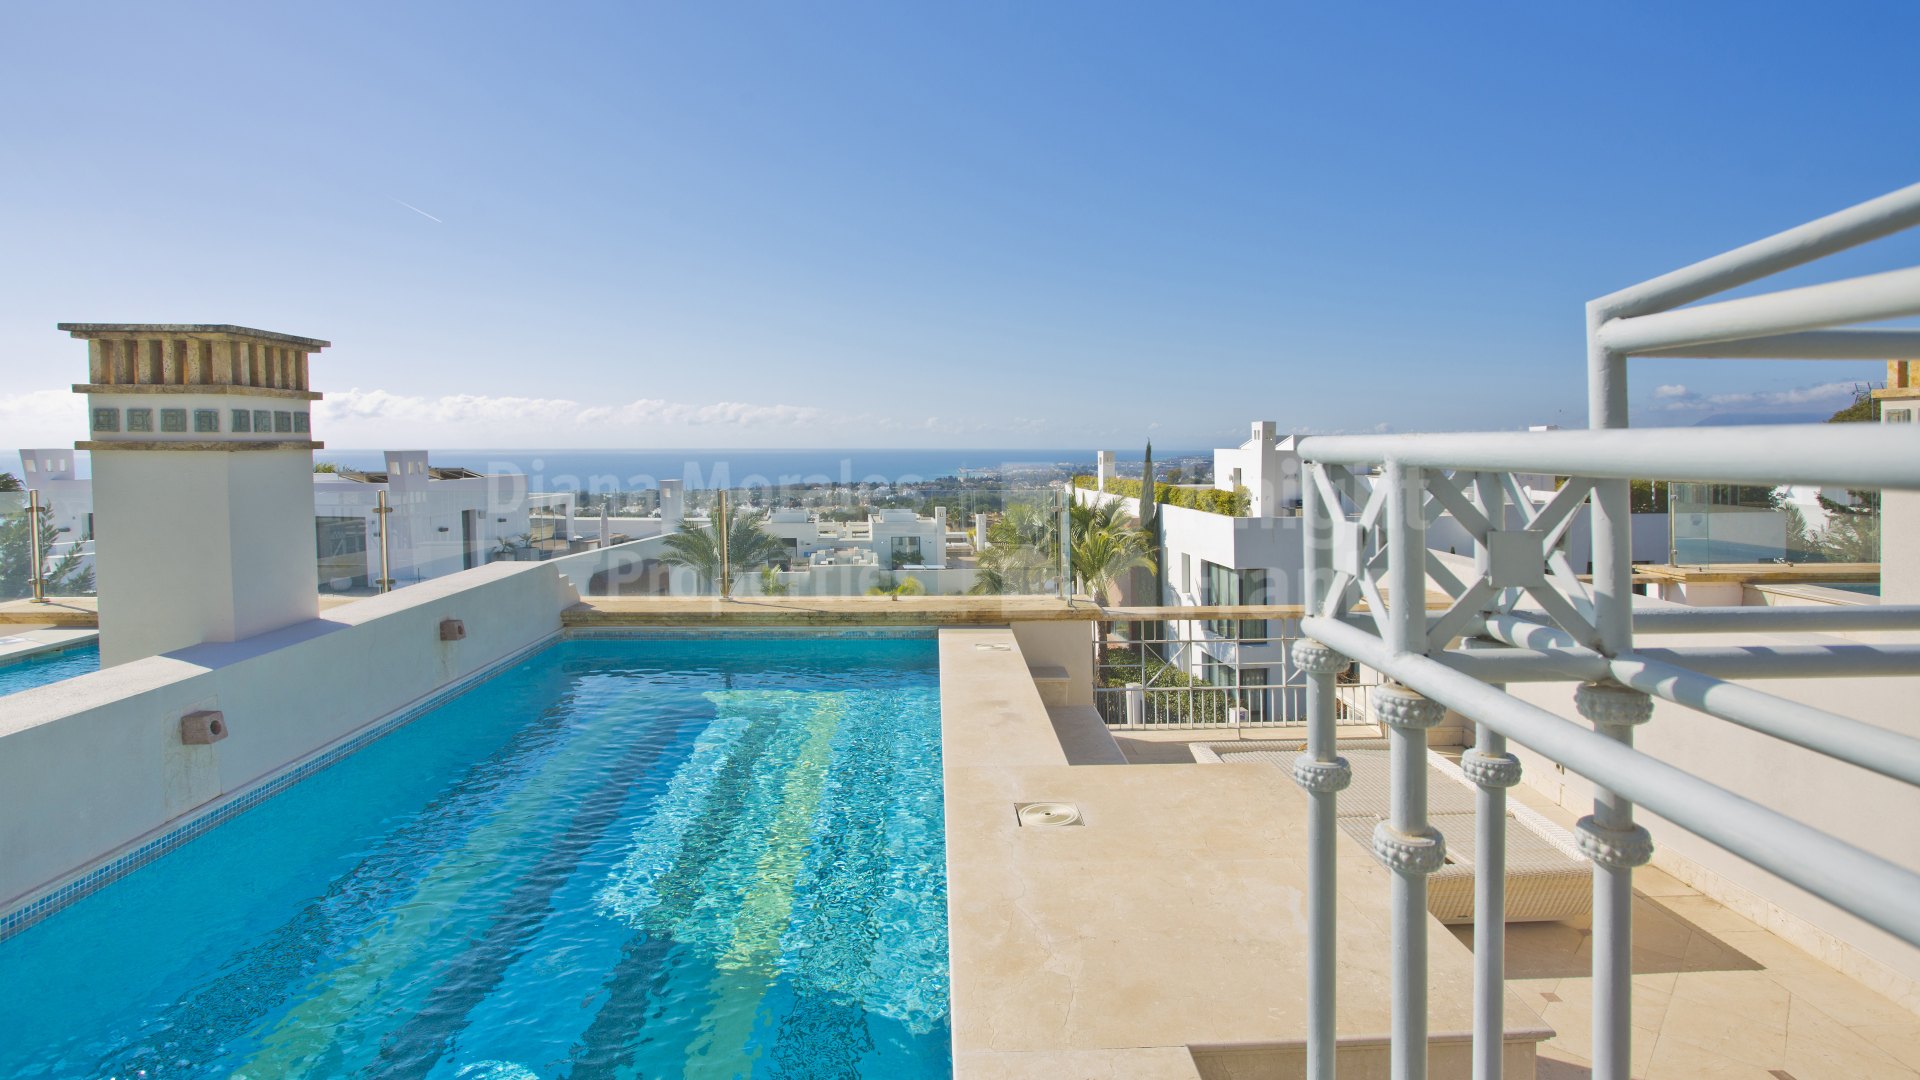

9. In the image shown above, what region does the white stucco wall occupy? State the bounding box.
[0,560,575,909]
[1883,489,1918,605]
[1010,621,1095,707]
[548,533,686,596]
[91,449,318,667]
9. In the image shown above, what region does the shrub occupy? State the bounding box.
[1072,475,1249,516]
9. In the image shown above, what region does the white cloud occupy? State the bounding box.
[0,389,87,447]
[1705,381,1860,408]
[1648,380,1861,414]
[322,388,829,429]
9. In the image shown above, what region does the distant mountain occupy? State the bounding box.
[1690,411,1826,427]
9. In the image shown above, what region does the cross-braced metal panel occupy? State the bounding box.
[1287,182,1920,1080]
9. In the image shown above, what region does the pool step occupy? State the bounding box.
[1027,664,1071,707]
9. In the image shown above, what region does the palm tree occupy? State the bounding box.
[660,510,786,594]
[1072,504,1155,606]
[758,564,791,596]
[0,472,21,492]
[867,573,927,599]
[970,502,1058,594]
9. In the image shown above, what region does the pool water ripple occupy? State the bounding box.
[0,637,949,1079]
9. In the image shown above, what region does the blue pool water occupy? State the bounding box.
[0,642,100,696]
[0,636,949,1078]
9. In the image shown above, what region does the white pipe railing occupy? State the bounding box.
[1298,423,1920,489]
[1293,182,1920,1080]
[1596,265,1920,355]
[1302,614,1920,944]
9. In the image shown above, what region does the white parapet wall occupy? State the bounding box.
[548,533,684,596]
[0,560,577,916]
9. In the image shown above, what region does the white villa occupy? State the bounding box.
[314,452,576,590]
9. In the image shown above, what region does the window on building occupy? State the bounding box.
[1202,561,1269,638]
[1887,408,1914,424]
[891,535,923,568]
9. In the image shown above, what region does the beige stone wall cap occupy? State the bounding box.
[57,323,331,349]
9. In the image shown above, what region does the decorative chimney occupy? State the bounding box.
[658,479,685,534]
[61,323,330,666]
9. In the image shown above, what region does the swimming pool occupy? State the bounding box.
[0,635,949,1078]
[0,641,100,697]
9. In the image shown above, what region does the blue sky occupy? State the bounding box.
[2,2,1917,449]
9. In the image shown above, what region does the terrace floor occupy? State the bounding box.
[1122,730,1920,1078]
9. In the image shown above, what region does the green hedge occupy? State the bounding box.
[1072,474,1248,517]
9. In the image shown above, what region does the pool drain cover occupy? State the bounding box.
[1016,801,1083,827]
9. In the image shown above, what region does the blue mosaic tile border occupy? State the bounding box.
[563,626,938,641]
[0,631,561,942]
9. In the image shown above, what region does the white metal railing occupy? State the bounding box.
[1288,183,1920,1080]
[1091,616,1376,729]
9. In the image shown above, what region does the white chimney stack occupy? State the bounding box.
[62,323,329,667]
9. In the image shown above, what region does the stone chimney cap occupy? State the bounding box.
[57,324,331,349]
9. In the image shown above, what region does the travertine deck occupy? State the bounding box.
[568,595,1095,626]
[0,598,99,627]
[1124,732,1920,1078]
[1489,779,1920,1079]
[938,627,1550,1079]
[564,596,1326,626]
[1636,562,1880,585]
[0,594,361,629]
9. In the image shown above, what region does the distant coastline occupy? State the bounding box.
[1,447,1219,488]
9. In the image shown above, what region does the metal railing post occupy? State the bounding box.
[1292,464,1349,1080]
[1576,683,1654,1080]
[1463,472,1518,1080]
[718,490,731,599]
[1377,461,1444,1080]
[374,490,393,593]
[28,488,48,603]
[1059,492,1073,603]
[1587,302,1648,1080]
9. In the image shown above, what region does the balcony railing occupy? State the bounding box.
[1092,614,1376,728]
[1287,182,1920,1080]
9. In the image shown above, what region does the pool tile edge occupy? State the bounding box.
[0,630,561,942]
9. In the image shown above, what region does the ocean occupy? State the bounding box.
[320,448,1103,490]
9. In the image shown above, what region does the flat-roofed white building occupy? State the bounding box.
[759,507,949,570]
[313,452,576,590]
[13,447,576,593]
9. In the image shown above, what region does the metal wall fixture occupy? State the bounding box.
[374,490,394,593]
[1290,182,1920,1080]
